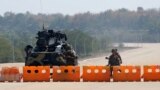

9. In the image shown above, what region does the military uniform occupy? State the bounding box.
[108,49,122,77]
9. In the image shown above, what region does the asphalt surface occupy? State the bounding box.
[1,43,160,90]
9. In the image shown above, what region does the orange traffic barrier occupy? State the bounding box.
[0,70,2,82]
[0,67,21,82]
[23,66,50,82]
[82,66,110,82]
[143,65,160,81]
[0,67,9,82]
[113,66,141,82]
[0,70,2,81]
[52,66,80,81]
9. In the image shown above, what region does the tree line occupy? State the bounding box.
[0,7,160,62]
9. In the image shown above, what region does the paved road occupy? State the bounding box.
[1,43,160,90]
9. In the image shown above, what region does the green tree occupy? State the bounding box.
[0,37,12,63]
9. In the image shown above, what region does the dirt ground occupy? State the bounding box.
[0,43,160,90]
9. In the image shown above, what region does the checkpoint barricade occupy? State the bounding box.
[113,66,141,82]
[52,66,80,82]
[0,67,21,82]
[82,66,110,82]
[23,66,50,82]
[143,65,160,81]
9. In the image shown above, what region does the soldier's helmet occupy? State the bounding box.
[111,49,116,53]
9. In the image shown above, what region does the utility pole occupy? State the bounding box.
[74,34,80,53]
[83,39,86,56]
[12,40,15,63]
[9,31,15,63]
[91,39,94,55]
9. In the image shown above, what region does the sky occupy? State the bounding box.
[0,0,160,15]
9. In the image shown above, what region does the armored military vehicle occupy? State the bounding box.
[24,29,78,66]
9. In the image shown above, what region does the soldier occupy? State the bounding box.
[24,45,33,60]
[107,49,122,77]
[61,33,67,42]
[48,29,56,45]
[55,31,67,43]
[63,45,78,65]
[55,31,61,42]
[35,30,49,52]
